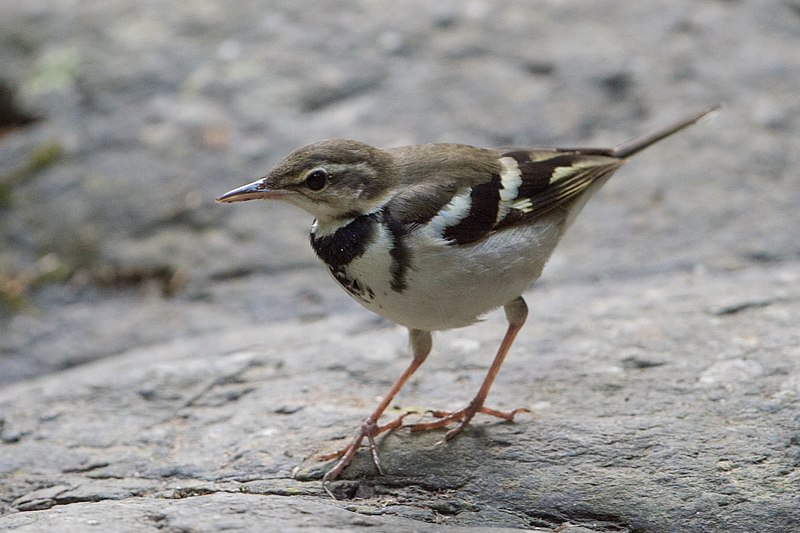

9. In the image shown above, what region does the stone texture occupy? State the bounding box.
[1,0,798,531]
[1,263,798,531]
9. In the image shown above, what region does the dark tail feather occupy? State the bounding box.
[609,104,721,159]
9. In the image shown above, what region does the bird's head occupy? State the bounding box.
[216,139,395,221]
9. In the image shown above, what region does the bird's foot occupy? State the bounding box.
[319,411,416,495]
[407,404,529,441]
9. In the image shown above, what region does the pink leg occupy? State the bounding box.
[321,329,431,490]
[407,297,530,440]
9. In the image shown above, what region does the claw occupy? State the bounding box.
[366,431,383,475]
[407,404,529,438]
[318,409,419,496]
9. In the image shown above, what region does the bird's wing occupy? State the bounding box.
[490,150,624,235]
[384,146,623,245]
[382,179,460,227]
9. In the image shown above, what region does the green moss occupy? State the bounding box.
[0,140,64,207]
[26,141,63,172]
[0,254,73,314]
[0,279,30,312]
[0,185,12,207]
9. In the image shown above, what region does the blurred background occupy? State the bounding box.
[1,0,798,384]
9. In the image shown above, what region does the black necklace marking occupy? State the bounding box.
[310,213,379,268]
[310,213,381,304]
[309,208,413,298]
[382,209,411,293]
[329,265,375,302]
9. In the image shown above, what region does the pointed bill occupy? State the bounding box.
[215,178,293,203]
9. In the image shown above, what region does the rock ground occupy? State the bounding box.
[1,1,798,531]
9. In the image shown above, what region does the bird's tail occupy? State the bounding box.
[609,104,721,159]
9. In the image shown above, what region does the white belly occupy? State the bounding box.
[330,217,565,331]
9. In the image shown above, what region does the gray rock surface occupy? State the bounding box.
[1,0,798,531]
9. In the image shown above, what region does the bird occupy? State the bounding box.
[216,105,718,488]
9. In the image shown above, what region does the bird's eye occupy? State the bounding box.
[305,169,328,191]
